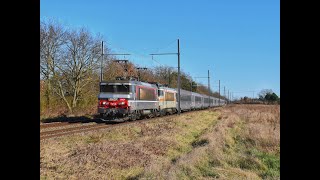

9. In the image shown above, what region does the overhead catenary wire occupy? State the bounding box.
[152,39,177,54]
[102,39,228,102]
[107,39,177,67]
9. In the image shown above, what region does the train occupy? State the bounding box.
[97,77,226,121]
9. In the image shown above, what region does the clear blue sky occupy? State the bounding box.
[40,0,279,99]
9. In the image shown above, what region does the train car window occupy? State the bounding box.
[204,98,209,103]
[195,96,201,102]
[139,88,156,100]
[165,92,175,101]
[158,90,164,96]
[181,95,191,101]
[100,84,130,93]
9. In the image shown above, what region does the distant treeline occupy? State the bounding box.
[40,19,226,118]
[232,89,280,105]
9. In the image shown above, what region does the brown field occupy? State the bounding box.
[40,104,280,180]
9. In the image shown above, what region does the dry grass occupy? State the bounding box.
[40,110,219,179]
[167,104,280,180]
[40,104,280,179]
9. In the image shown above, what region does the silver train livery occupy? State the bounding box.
[98,79,226,121]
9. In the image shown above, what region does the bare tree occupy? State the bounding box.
[40,20,67,107]
[104,60,138,80]
[51,28,102,113]
[154,66,174,85]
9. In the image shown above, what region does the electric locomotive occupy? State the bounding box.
[98,78,159,121]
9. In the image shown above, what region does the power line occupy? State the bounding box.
[219,80,220,105]
[109,39,177,68]
[152,39,177,54]
[150,55,165,66]
[149,39,181,115]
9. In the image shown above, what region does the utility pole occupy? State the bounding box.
[150,39,180,115]
[228,90,230,104]
[218,80,220,106]
[224,86,225,99]
[100,41,104,82]
[195,72,210,106]
[167,68,170,86]
[231,92,233,103]
[208,70,210,107]
[177,39,181,115]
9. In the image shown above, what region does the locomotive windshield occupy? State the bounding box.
[100,84,131,94]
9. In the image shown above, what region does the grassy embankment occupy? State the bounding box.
[40,104,280,179]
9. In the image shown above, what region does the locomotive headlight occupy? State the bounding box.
[118,101,125,105]
[101,101,109,105]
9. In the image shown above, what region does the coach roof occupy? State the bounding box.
[100,80,158,88]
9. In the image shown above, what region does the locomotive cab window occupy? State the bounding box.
[100,84,131,94]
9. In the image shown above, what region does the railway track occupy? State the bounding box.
[40,122,75,129]
[40,123,108,140]
[40,108,220,141]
